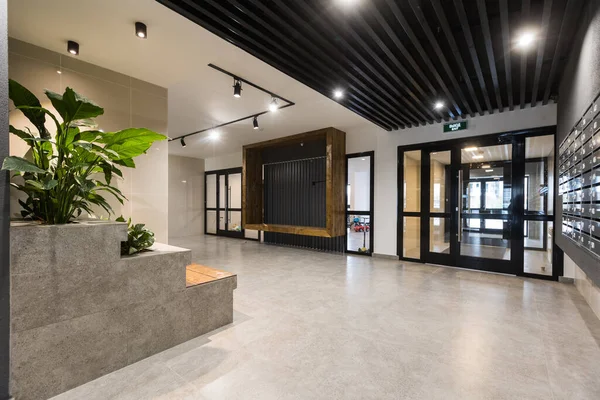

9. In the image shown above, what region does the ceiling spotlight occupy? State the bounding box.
[269,97,279,112]
[209,130,220,140]
[180,137,186,147]
[464,147,478,152]
[434,101,444,110]
[67,40,79,55]
[253,116,259,130]
[135,22,147,39]
[517,32,535,48]
[233,79,242,98]
[334,89,344,99]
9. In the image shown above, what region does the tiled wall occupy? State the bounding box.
[7,38,169,242]
[168,155,204,238]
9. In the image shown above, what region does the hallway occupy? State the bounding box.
[52,236,600,400]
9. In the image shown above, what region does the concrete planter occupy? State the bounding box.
[10,221,236,400]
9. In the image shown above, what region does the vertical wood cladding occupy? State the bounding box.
[242,127,346,238]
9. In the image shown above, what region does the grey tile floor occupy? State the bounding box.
[52,235,600,400]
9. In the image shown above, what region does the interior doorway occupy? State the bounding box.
[346,152,374,255]
[398,128,560,279]
[205,167,245,239]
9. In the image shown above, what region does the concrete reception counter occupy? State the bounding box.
[10,221,236,400]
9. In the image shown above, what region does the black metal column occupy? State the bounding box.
[0,0,10,397]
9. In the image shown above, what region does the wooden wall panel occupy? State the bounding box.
[242,127,346,237]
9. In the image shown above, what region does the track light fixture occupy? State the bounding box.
[67,41,79,55]
[269,97,279,112]
[135,22,147,39]
[233,79,242,98]
[253,116,259,130]
[180,137,186,147]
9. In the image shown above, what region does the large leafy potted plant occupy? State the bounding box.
[3,79,166,223]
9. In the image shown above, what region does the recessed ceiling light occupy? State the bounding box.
[485,169,494,172]
[209,130,220,140]
[481,164,491,169]
[334,89,344,99]
[57,70,62,74]
[464,147,478,152]
[135,22,147,39]
[67,40,79,55]
[517,32,535,48]
[473,155,484,159]
[434,101,444,110]
[361,158,366,161]
[269,97,279,112]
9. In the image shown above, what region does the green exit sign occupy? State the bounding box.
[443,121,468,133]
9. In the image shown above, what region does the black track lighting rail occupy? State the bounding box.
[208,64,294,105]
[169,64,295,142]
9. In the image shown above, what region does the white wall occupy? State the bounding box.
[168,155,205,239]
[205,151,243,171]
[346,104,557,256]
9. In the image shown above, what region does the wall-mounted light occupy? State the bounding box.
[233,79,242,98]
[269,97,279,112]
[135,22,147,39]
[67,41,79,55]
[180,137,186,147]
[253,116,259,130]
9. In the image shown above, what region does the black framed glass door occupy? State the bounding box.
[205,167,244,239]
[422,147,458,266]
[398,127,560,279]
[346,152,374,255]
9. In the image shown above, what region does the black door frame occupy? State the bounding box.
[204,167,253,240]
[346,151,375,256]
[397,125,562,280]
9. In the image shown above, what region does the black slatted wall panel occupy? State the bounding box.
[263,157,345,252]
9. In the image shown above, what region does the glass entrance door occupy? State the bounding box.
[457,143,515,274]
[205,167,244,238]
[217,171,243,238]
[423,148,458,266]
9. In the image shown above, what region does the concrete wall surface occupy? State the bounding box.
[10,221,235,400]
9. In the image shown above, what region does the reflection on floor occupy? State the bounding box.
[52,235,600,400]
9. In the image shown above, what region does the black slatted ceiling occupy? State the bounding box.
[157,0,583,131]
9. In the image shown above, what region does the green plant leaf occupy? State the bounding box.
[9,125,35,141]
[100,128,166,159]
[46,87,104,123]
[2,156,46,173]
[9,79,48,137]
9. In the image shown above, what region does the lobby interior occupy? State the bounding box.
[1,0,600,399]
